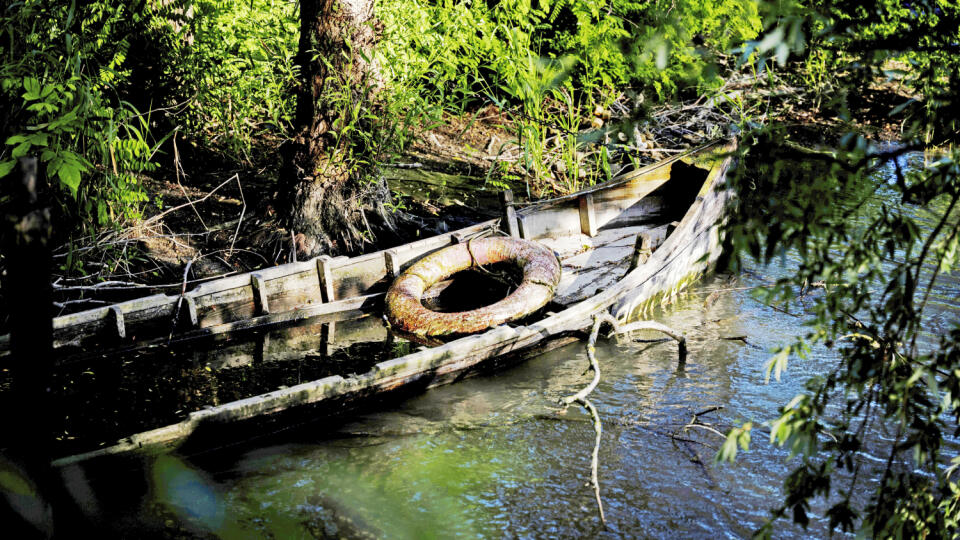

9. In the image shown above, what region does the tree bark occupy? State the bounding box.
[282,0,388,257]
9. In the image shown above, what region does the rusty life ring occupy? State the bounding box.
[385,237,562,336]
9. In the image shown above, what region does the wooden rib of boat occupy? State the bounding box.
[36,139,735,466]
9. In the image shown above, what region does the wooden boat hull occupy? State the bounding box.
[39,139,736,466]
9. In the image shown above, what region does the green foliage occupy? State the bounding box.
[380,0,761,104]
[175,0,300,161]
[718,1,960,537]
[624,0,763,98]
[0,0,181,229]
[716,421,753,463]
[378,0,760,193]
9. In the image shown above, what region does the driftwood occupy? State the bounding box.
[612,319,687,361]
[557,311,688,526]
[558,314,611,525]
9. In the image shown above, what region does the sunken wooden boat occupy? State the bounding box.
[31,139,735,466]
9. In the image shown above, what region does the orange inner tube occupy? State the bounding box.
[385,237,562,336]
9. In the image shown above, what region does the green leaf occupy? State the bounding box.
[58,163,82,197]
[764,346,791,383]
[0,160,15,178]
[717,432,740,463]
[11,142,31,159]
[716,423,753,464]
[22,77,41,101]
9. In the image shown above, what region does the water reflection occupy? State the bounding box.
[140,272,837,538]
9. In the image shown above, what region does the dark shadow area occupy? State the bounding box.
[422,262,522,313]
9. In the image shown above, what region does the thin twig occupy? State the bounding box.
[682,423,727,439]
[143,174,237,226]
[580,397,605,525]
[52,279,146,290]
[615,319,687,360]
[691,406,724,418]
[53,299,110,310]
[229,174,246,257]
[559,314,612,525]
[169,253,198,340]
[560,315,608,406]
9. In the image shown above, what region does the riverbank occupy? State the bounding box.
[35,72,912,324]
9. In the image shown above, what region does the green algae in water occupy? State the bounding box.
[219,435,531,538]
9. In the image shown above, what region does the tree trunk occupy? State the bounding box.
[282,0,388,257]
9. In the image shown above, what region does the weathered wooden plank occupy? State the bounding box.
[321,321,335,357]
[194,288,257,326]
[317,255,336,303]
[185,292,381,339]
[48,293,178,351]
[515,200,580,239]
[108,306,126,339]
[596,196,669,230]
[262,268,323,314]
[183,295,199,327]
[516,214,531,239]
[53,293,175,330]
[629,232,653,270]
[251,273,269,315]
[592,168,673,229]
[328,315,386,350]
[332,257,389,300]
[500,189,519,237]
[579,193,597,237]
[52,374,354,467]
[384,249,400,278]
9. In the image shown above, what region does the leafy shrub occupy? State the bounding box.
[173,0,300,161]
[379,0,762,106]
[0,0,184,229]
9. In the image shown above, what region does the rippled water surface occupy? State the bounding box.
[91,152,960,538]
[168,273,837,538]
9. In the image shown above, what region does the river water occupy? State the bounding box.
[66,153,960,537]
[157,271,828,538]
